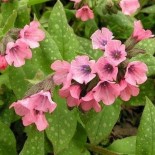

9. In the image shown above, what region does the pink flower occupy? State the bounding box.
[0,55,8,70]
[95,57,118,81]
[105,40,127,65]
[10,91,57,131]
[93,81,120,105]
[51,60,71,85]
[59,84,81,107]
[125,61,148,86]
[80,91,101,112]
[119,80,139,101]
[119,0,140,15]
[132,20,153,42]
[5,39,32,67]
[76,5,94,21]
[91,28,114,50]
[20,21,45,48]
[70,56,96,84]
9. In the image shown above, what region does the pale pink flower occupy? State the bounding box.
[119,0,140,15]
[70,56,96,84]
[59,84,81,107]
[91,28,114,50]
[93,81,120,105]
[95,57,118,81]
[119,79,139,101]
[132,20,153,42]
[105,40,127,65]
[20,21,45,48]
[51,60,71,85]
[0,55,8,70]
[76,5,94,21]
[125,61,148,86]
[80,91,101,112]
[10,91,57,131]
[5,39,32,67]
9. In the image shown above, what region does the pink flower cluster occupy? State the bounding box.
[70,0,94,21]
[51,20,150,112]
[91,20,153,51]
[0,21,45,69]
[10,91,57,131]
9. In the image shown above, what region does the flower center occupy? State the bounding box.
[101,81,109,88]
[104,63,114,73]
[102,40,107,46]
[128,65,135,73]
[82,8,88,12]
[81,65,91,74]
[111,50,122,60]
[10,46,19,53]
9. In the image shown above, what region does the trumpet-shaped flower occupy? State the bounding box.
[70,56,96,84]
[76,5,94,21]
[120,0,140,15]
[132,20,153,42]
[105,40,127,65]
[80,91,101,112]
[0,55,8,70]
[95,57,118,81]
[91,28,114,50]
[59,84,81,107]
[51,60,71,85]
[5,39,32,67]
[125,61,148,86]
[119,80,139,101]
[10,91,57,131]
[93,81,120,105]
[20,21,45,48]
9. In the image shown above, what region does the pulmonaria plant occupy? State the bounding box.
[76,5,94,21]
[51,21,150,111]
[119,0,140,16]
[10,91,57,131]
[1,21,45,68]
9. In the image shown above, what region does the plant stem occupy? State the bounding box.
[85,143,125,155]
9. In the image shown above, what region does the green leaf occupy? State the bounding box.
[46,88,77,154]
[0,120,17,155]
[126,79,155,106]
[57,124,87,155]
[108,136,136,155]
[136,39,155,55]
[1,0,18,27]
[20,126,44,155]
[104,12,134,39]
[15,0,30,27]
[40,30,62,63]
[28,0,50,5]
[130,54,155,76]
[77,36,102,60]
[141,5,155,14]
[136,97,155,155]
[2,10,17,34]
[9,47,50,99]
[0,87,17,125]
[85,100,121,144]
[48,0,79,60]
